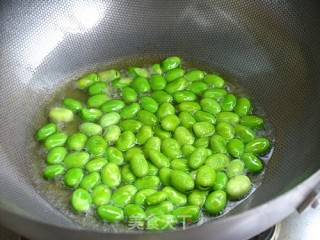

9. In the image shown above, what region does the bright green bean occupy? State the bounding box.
[80,171,101,190]
[184,69,205,82]
[86,135,106,156]
[66,133,87,151]
[173,90,196,103]
[210,134,227,153]
[134,176,161,190]
[187,190,208,207]
[121,164,137,184]
[161,138,181,159]
[161,56,181,72]
[226,159,244,178]
[204,190,227,214]
[213,171,228,191]
[216,122,235,140]
[111,185,137,207]
[120,103,140,119]
[205,153,229,171]
[79,122,102,136]
[130,153,149,178]
[99,112,121,128]
[79,108,102,122]
[172,205,200,223]
[49,108,74,122]
[85,158,108,172]
[170,170,195,193]
[121,87,138,103]
[87,94,110,108]
[100,99,125,113]
[162,186,187,206]
[147,191,168,205]
[106,146,124,165]
[101,163,121,188]
[44,132,68,149]
[76,73,98,89]
[71,188,92,213]
[203,74,225,88]
[161,115,180,131]
[165,68,185,82]
[91,184,111,207]
[226,175,251,199]
[187,82,208,94]
[235,124,256,143]
[103,125,121,142]
[98,69,120,82]
[131,76,150,94]
[227,139,245,158]
[150,74,167,91]
[234,98,251,116]
[64,168,84,188]
[242,153,264,173]
[158,167,172,186]
[36,123,57,141]
[88,81,108,96]
[116,131,136,151]
[62,98,82,112]
[46,147,67,164]
[97,205,124,222]
[137,110,158,126]
[200,98,221,115]
[245,138,270,154]
[43,165,64,179]
[188,147,208,169]
[151,91,173,104]
[136,125,153,145]
[165,77,188,94]
[119,119,143,132]
[64,151,90,169]
[195,165,216,190]
[193,122,215,138]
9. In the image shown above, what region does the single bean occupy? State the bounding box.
[137,110,158,126]
[100,99,125,113]
[79,108,102,122]
[121,164,136,184]
[187,81,208,94]
[80,171,101,190]
[97,205,124,222]
[111,185,137,207]
[116,130,136,151]
[187,189,208,207]
[134,189,158,206]
[216,112,240,125]
[161,56,181,72]
[112,78,133,89]
[91,184,111,207]
[99,112,121,128]
[213,171,228,191]
[49,108,74,122]
[179,111,197,129]
[242,153,264,173]
[64,168,84,188]
[240,115,264,129]
[43,165,64,179]
[177,102,201,113]
[86,135,107,156]
[158,167,173,186]
[200,98,221,115]
[181,144,196,157]
[226,175,251,199]
[148,149,170,168]
[79,123,102,136]
[147,191,168,205]
[64,151,90,169]
[98,69,120,82]
[76,73,98,89]
[154,125,171,139]
[71,188,92,213]
[152,63,163,75]
[143,136,161,158]
[193,137,209,148]
[106,146,124,165]
[136,125,153,145]
[165,68,185,82]
[157,102,175,119]
[46,147,67,164]
[161,138,181,159]
[44,132,68,149]
[203,74,226,88]
[85,157,108,172]
[124,204,146,224]
[101,163,121,188]
[221,94,237,112]
[245,138,270,154]
[151,91,173,104]
[104,125,121,142]
[184,70,205,82]
[210,134,227,153]
[161,115,180,132]
[119,119,143,132]
[134,176,161,190]
[121,87,138,103]
[62,98,82,112]
[205,153,229,171]
[140,96,159,113]
[193,122,215,138]
[165,77,188,94]
[235,124,256,143]
[234,98,251,116]
[172,205,200,223]
[170,170,195,193]
[150,74,167,91]
[226,159,244,178]
[216,122,235,140]
[36,123,57,141]
[88,81,108,96]
[194,111,216,124]
[130,153,149,178]
[188,148,208,169]
[129,66,149,78]
[173,90,196,103]
[131,76,150,94]
[174,126,195,145]
[203,88,227,100]
[227,139,245,158]
[196,165,216,191]
[124,147,143,162]
[66,133,87,151]
[145,201,175,217]
[148,162,159,176]
[120,103,140,119]
[204,190,227,214]
[87,94,110,108]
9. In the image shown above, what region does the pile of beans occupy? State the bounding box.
[35,57,270,231]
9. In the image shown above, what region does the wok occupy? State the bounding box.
[1,0,320,239]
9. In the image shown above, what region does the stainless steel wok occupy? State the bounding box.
[1,1,320,239]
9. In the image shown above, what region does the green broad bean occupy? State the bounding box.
[112,78,133,89]
[134,176,161,190]
[71,188,92,213]
[173,91,196,103]
[193,137,209,148]
[46,147,67,164]
[226,175,251,199]
[79,123,102,136]
[240,115,264,129]
[124,204,146,223]
[85,158,108,172]
[66,133,87,151]
[146,214,176,231]
[140,96,159,113]
[119,119,142,132]
[98,69,120,82]
[136,125,153,145]
[79,108,102,122]
[36,123,57,141]
[130,154,149,178]
[179,111,196,129]
[147,191,168,205]
[150,74,167,91]
[187,82,208,94]
[86,135,106,156]
[159,167,173,186]
[106,147,124,165]
[216,122,235,140]
[91,184,111,207]
[44,132,68,149]
[157,102,175,119]
[148,150,170,168]
[43,165,64,179]
[203,88,227,100]
[177,102,201,113]
[161,115,180,132]
[99,112,121,128]
[49,108,74,122]
[121,87,138,103]
[226,159,244,178]
[64,168,84,188]
[210,134,227,153]
[161,138,181,159]
[162,186,187,206]
[234,98,251,116]
[97,205,124,222]
[137,110,158,126]
[194,111,216,124]
[101,163,121,188]
[181,144,196,157]
[111,185,137,207]
[195,165,216,190]
[100,99,125,113]
[152,63,163,75]
[187,190,208,207]
[221,94,237,112]
[205,153,229,171]
[170,170,195,193]
[245,138,270,154]
[172,205,200,223]
[148,162,159,176]
[174,126,195,145]
[235,125,256,143]
[161,56,181,72]
[88,81,108,96]
[203,74,226,88]
[165,68,185,82]
[76,73,98,89]
[193,122,215,138]
[64,151,90,169]
[131,76,150,94]
[124,147,143,162]
[227,139,245,158]
[104,125,121,142]
[216,112,240,125]
[80,171,101,190]
[121,164,136,184]
[129,66,149,78]
[154,125,171,139]
[184,69,205,82]
[134,189,158,206]
[188,147,208,169]
[62,98,82,112]
[204,190,227,214]
[143,136,161,157]
[189,170,197,181]
[87,94,110,108]
[165,77,188,94]
[213,172,228,191]
[151,91,173,104]
[242,153,264,173]
[146,201,175,217]
[120,103,140,119]
[116,131,136,151]
[200,98,221,115]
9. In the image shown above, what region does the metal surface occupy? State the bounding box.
[1,0,320,239]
